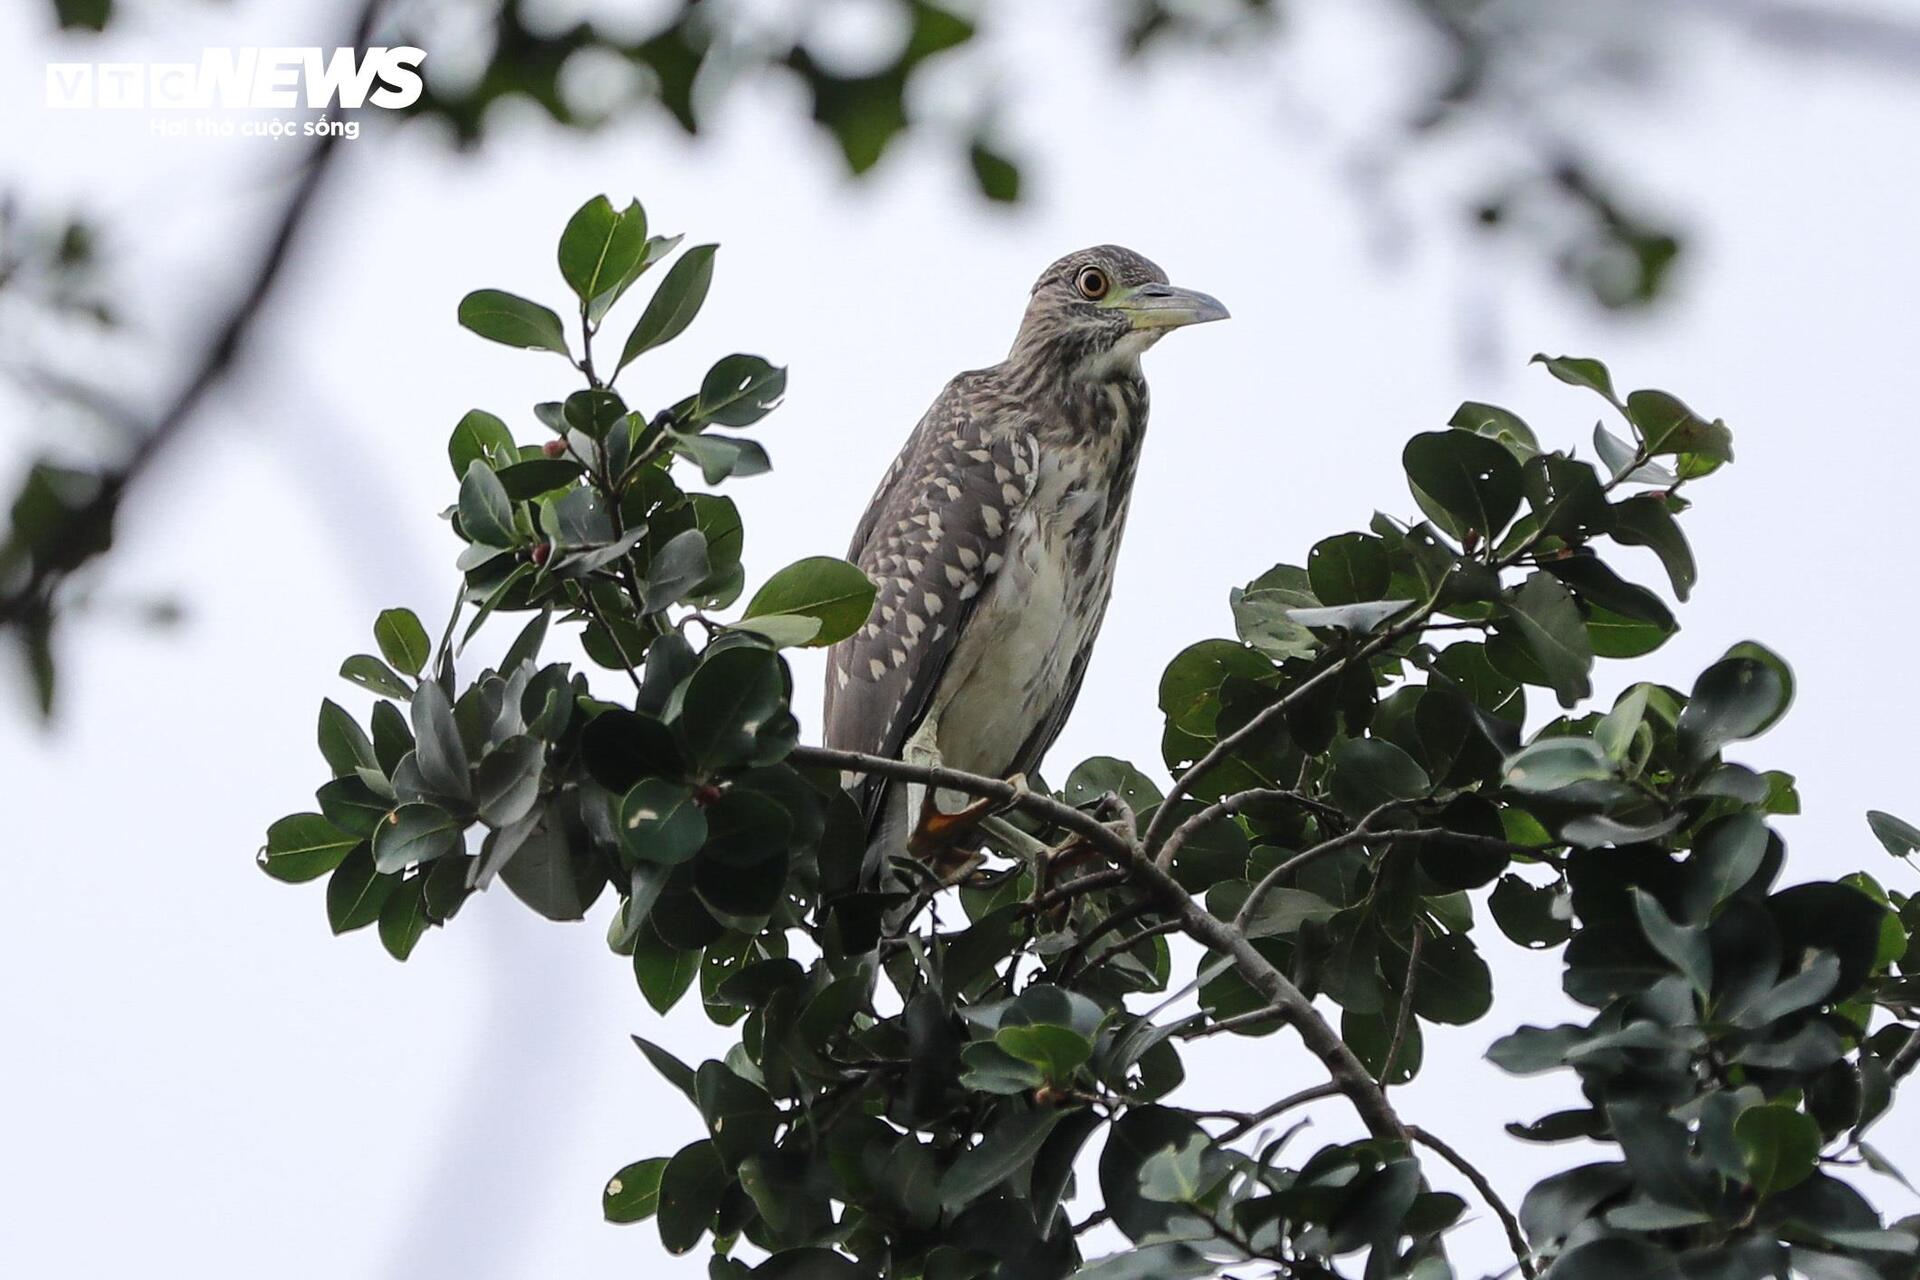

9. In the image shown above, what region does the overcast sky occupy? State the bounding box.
[4,1,1920,1276]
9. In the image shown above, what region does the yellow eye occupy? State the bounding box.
[1075,266,1110,300]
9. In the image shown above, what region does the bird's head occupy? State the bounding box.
[1010,245,1228,380]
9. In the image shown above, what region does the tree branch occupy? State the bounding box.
[0,0,387,633]
[1124,846,1410,1142]
[798,743,1413,1144]
[788,744,1133,862]
[1408,1125,1537,1280]
[1154,786,1344,872]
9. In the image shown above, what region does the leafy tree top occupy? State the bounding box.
[262,195,1920,1280]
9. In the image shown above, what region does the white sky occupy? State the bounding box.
[4,1,1920,1276]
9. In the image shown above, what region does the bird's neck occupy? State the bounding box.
[1000,337,1151,459]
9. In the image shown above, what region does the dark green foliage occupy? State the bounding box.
[260,201,1920,1279]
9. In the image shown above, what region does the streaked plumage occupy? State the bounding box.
[824,246,1227,874]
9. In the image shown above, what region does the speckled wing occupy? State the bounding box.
[824,374,1037,815]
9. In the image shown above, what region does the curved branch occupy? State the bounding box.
[0,0,387,634]
[1125,847,1409,1142]
[1408,1125,1537,1280]
[797,741,1413,1144]
[1154,786,1344,872]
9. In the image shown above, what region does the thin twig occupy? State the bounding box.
[1218,1082,1342,1142]
[1154,786,1344,872]
[1409,1125,1537,1280]
[1077,918,1181,977]
[1381,924,1424,1085]
[1057,897,1155,977]
[1234,802,1405,932]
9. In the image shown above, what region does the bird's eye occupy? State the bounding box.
[1075,267,1110,300]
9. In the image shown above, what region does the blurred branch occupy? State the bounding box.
[1683,0,1920,73]
[0,0,387,712]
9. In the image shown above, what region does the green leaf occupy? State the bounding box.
[1595,684,1650,762]
[1503,572,1593,708]
[695,354,787,427]
[618,244,716,371]
[373,608,430,677]
[642,528,711,613]
[259,813,359,883]
[1677,648,1791,766]
[1449,400,1540,458]
[1403,429,1523,542]
[679,647,790,770]
[559,194,649,311]
[667,431,772,484]
[1682,812,1769,919]
[317,698,376,777]
[1329,737,1430,816]
[377,877,429,960]
[339,654,411,699]
[633,926,701,1014]
[1609,495,1695,601]
[474,736,543,828]
[958,1041,1047,1094]
[1735,1103,1821,1194]
[1411,933,1494,1024]
[696,1061,779,1163]
[1307,533,1390,604]
[1503,737,1613,792]
[969,139,1022,201]
[1632,888,1712,997]
[603,1157,668,1224]
[1532,353,1618,402]
[458,459,518,548]
[408,680,471,801]
[589,201,656,326]
[994,1024,1093,1080]
[1868,810,1920,859]
[632,1034,699,1104]
[619,779,709,867]
[657,1139,726,1255]
[727,614,822,647]
[1490,873,1571,948]
[371,801,462,873]
[326,845,399,934]
[317,775,390,837]
[1628,389,1732,463]
[938,1109,1063,1214]
[742,557,876,648]
[495,458,582,500]
[448,409,516,478]
[457,288,570,355]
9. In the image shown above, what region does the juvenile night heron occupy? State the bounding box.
[823,246,1228,877]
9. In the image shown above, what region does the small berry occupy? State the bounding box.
[543,439,568,458]
[530,542,551,566]
[693,783,725,807]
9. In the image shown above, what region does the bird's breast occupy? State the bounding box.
[925,441,1137,777]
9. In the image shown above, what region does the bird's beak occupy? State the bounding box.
[1116,282,1231,330]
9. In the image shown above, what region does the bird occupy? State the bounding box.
[823,245,1228,883]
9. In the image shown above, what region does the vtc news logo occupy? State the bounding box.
[46,47,426,111]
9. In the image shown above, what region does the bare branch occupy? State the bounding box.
[1154,786,1344,872]
[1409,1125,1538,1280]
[1123,847,1409,1142]
[788,744,1134,863]
[0,0,389,634]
